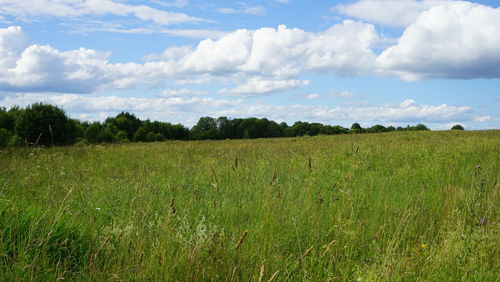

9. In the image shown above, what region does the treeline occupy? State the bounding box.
[0,103,431,147]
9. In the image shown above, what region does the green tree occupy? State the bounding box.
[351,123,362,130]
[0,107,15,132]
[84,122,103,144]
[106,112,142,140]
[191,117,217,140]
[369,124,386,133]
[15,103,77,146]
[0,128,11,147]
[415,123,430,131]
[133,127,148,142]
[451,124,464,130]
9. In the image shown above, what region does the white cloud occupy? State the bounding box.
[217,8,238,14]
[306,93,320,99]
[329,91,356,98]
[178,21,378,78]
[144,45,193,61]
[72,26,227,39]
[0,0,205,25]
[334,0,453,27]
[156,88,207,98]
[377,2,500,81]
[244,6,266,16]
[1,2,499,96]
[215,99,473,125]
[0,93,482,128]
[150,0,189,8]
[219,77,309,96]
[0,93,242,124]
[473,116,491,123]
[0,27,115,93]
[0,26,29,69]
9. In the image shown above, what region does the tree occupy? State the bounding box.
[84,122,103,144]
[0,107,15,131]
[191,117,217,140]
[451,124,464,130]
[415,123,430,131]
[0,128,11,147]
[15,103,77,146]
[369,124,386,133]
[133,127,148,142]
[106,112,142,140]
[351,123,362,130]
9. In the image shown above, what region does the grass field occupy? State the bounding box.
[0,130,498,280]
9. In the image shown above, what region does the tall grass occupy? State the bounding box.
[0,130,498,280]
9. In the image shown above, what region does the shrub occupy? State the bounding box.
[14,103,77,146]
[0,128,11,148]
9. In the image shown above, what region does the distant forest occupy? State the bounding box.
[0,103,436,147]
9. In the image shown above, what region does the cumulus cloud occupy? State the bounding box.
[334,0,453,27]
[0,2,499,96]
[377,2,500,80]
[0,0,205,25]
[178,21,378,78]
[0,27,115,93]
[219,77,309,96]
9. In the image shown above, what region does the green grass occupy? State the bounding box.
[0,130,498,280]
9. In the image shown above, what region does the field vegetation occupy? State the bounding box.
[0,130,498,280]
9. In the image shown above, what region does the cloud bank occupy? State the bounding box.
[0,1,498,96]
[0,94,475,128]
[0,0,204,25]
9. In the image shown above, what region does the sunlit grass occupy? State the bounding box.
[1,130,498,280]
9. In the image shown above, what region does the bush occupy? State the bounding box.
[451,124,464,130]
[14,103,77,146]
[0,128,11,148]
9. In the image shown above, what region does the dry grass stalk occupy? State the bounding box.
[235,230,249,250]
[301,245,315,260]
[258,264,265,282]
[267,270,279,282]
[322,240,337,257]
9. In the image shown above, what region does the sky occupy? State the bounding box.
[0,0,499,129]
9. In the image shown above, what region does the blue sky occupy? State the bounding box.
[0,0,499,129]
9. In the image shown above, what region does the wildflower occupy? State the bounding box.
[421,243,428,248]
[479,217,487,225]
[96,207,101,211]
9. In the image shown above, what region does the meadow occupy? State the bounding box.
[0,130,498,281]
